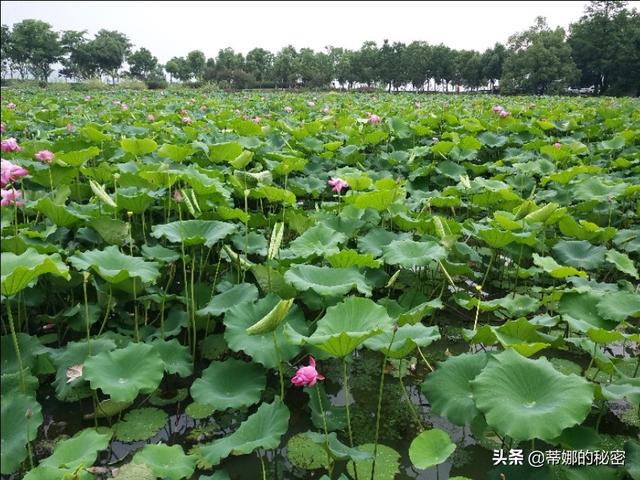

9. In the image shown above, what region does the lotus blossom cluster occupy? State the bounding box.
[492,105,511,117]
[35,150,55,164]
[328,176,348,194]
[1,158,28,207]
[366,112,381,124]
[182,116,193,124]
[1,187,23,207]
[291,356,325,387]
[553,142,562,149]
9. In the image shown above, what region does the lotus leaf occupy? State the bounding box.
[1,249,70,296]
[408,429,456,470]
[68,246,160,284]
[151,220,237,247]
[364,324,440,359]
[39,428,111,472]
[132,444,196,480]
[284,265,372,297]
[115,407,168,441]
[381,239,446,267]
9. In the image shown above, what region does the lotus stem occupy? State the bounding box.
[398,358,424,431]
[416,346,434,372]
[258,450,267,480]
[315,385,333,475]
[272,330,285,399]
[342,357,355,448]
[6,303,25,392]
[372,327,397,480]
[191,254,197,358]
[82,272,92,353]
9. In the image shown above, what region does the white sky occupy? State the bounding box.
[2,1,638,64]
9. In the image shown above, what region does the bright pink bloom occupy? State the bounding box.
[181,116,192,124]
[322,106,330,114]
[291,356,325,387]
[35,150,55,164]
[328,177,348,194]
[553,142,562,149]
[66,123,74,132]
[284,106,293,113]
[1,138,21,153]
[1,188,24,207]
[499,110,510,118]
[147,114,156,122]
[368,113,381,124]
[1,159,29,187]
[7,102,16,110]
[253,116,261,123]
[492,105,504,113]
[173,190,183,203]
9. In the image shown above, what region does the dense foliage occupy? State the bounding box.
[1,1,639,94]
[1,89,639,479]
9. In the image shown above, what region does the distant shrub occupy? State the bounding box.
[48,82,71,91]
[145,73,168,90]
[119,79,147,90]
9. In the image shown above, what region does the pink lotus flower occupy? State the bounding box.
[307,101,316,107]
[1,138,21,153]
[173,190,183,203]
[181,116,192,124]
[284,106,293,113]
[0,122,5,133]
[7,102,16,110]
[84,96,92,102]
[499,110,510,118]
[66,123,74,132]
[328,177,348,194]
[1,188,24,207]
[147,114,156,122]
[291,356,325,387]
[253,116,261,123]
[553,142,562,149]
[368,113,381,124]
[121,103,129,111]
[322,106,330,114]
[35,150,55,164]
[1,159,29,187]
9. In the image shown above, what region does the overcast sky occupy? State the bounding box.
[2,1,638,63]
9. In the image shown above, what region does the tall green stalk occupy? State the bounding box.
[342,357,355,448]
[272,330,285,399]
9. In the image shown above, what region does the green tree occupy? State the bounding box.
[569,1,639,95]
[165,56,191,82]
[501,17,579,94]
[456,50,484,90]
[352,41,379,87]
[298,48,332,88]
[128,47,158,80]
[186,50,206,81]
[88,29,131,84]
[273,45,299,88]
[9,19,62,84]
[246,47,274,86]
[431,44,455,91]
[404,41,432,91]
[59,30,89,80]
[1,24,11,79]
[481,43,506,91]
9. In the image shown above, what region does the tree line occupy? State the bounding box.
[1,1,638,95]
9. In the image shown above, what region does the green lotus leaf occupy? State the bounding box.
[605,250,639,279]
[199,334,228,360]
[288,223,347,258]
[56,146,100,166]
[195,399,289,467]
[286,433,331,470]
[552,240,606,270]
[151,338,193,377]
[364,324,440,359]
[493,294,541,317]
[50,338,117,401]
[197,283,259,317]
[120,137,158,156]
[253,185,296,205]
[35,196,90,227]
[151,220,237,247]
[1,333,47,375]
[601,379,640,404]
[586,328,625,344]
[573,177,627,202]
[559,292,617,331]
[1,248,70,296]
[596,291,640,323]
[115,407,168,442]
[246,298,294,335]
[408,429,456,470]
[381,239,446,267]
[422,352,488,426]
[199,472,231,480]
[68,246,160,284]
[532,253,587,279]
[133,444,196,480]
[190,359,265,411]
[185,402,216,420]
[88,217,131,246]
[141,244,180,263]
[112,462,156,480]
[477,228,516,248]
[326,249,382,269]
[1,393,43,474]
[625,440,640,480]
[347,444,401,480]
[180,166,230,197]
[83,342,164,402]
[478,131,507,148]
[224,295,307,368]
[284,265,372,297]
[157,143,194,162]
[358,228,409,257]
[209,141,243,162]
[115,188,154,214]
[396,298,444,326]
[470,349,594,441]
[300,296,392,357]
[353,189,398,211]
[40,428,111,472]
[84,399,132,420]
[304,431,373,461]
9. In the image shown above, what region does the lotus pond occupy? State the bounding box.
[1,89,639,480]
